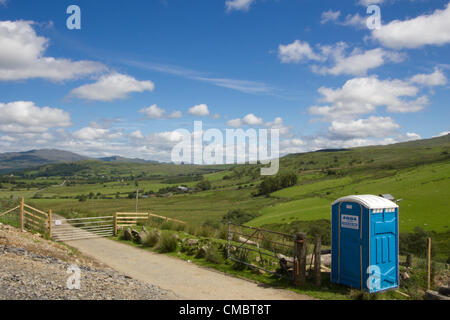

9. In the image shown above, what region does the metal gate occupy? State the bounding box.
[227,222,295,279]
[52,216,114,241]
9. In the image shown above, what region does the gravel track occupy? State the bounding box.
[0,224,175,300]
[64,235,313,300]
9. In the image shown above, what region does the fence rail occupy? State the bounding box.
[113,212,186,235]
[0,206,19,218]
[227,222,296,279]
[52,215,114,242]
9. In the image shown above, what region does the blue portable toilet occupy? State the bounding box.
[331,195,399,292]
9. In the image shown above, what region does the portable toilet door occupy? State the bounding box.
[331,195,399,293]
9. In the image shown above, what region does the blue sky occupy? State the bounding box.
[0,0,449,161]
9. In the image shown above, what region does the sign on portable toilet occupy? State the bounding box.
[331,195,399,293]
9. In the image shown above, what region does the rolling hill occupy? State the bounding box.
[0,149,160,173]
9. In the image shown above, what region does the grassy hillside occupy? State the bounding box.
[249,161,450,232]
[1,134,449,238]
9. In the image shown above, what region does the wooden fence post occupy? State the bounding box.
[227,221,231,259]
[427,237,432,291]
[314,237,322,286]
[19,197,24,232]
[406,254,413,268]
[294,233,307,286]
[114,212,118,237]
[48,209,52,238]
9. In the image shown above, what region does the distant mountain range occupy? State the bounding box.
[0,149,158,173]
[0,134,448,173]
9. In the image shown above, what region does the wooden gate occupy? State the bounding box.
[52,215,114,242]
[227,222,295,279]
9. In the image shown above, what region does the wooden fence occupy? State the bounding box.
[113,212,186,236]
[1,198,187,242]
[0,198,52,236]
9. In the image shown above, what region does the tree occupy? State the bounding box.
[196,179,212,191]
[258,173,298,196]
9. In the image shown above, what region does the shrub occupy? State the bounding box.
[399,227,432,258]
[232,248,250,270]
[203,219,220,229]
[187,224,199,236]
[205,245,223,264]
[215,225,228,240]
[261,234,274,251]
[197,226,215,238]
[222,209,260,225]
[161,221,186,231]
[144,230,160,247]
[257,173,298,195]
[196,179,212,191]
[157,231,178,253]
[349,290,381,300]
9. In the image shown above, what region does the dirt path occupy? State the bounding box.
[64,237,313,300]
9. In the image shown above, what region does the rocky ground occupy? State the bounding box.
[0,223,176,300]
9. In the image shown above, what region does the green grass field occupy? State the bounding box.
[249,162,450,233]
[1,134,449,236]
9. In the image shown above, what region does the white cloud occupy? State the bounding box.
[168,110,183,119]
[195,77,273,95]
[0,101,71,133]
[358,0,384,6]
[139,105,182,119]
[225,0,255,12]
[72,127,110,141]
[70,73,155,102]
[227,118,243,128]
[243,113,264,126]
[279,139,306,155]
[372,4,450,49]
[0,20,105,81]
[405,132,422,141]
[188,104,210,116]
[321,10,341,24]
[309,76,428,120]
[140,104,166,119]
[313,46,404,76]
[328,116,400,139]
[130,130,144,139]
[410,68,447,87]
[340,13,367,29]
[321,11,366,29]
[122,60,274,96]
[433,131,450,137]
[279,40,402,75]
[278,40,324,64]
[226,114,291,137]
[0,135,15,142]
[265,117,292,137]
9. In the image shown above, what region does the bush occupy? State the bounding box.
[187,224,199,236]
[203,219,220,229]
[161,221,186,232]
[349,290,381,300]
[257,173,298,195]
[232,248,250,270]
[205,245,223,264]
[197,226,215,238]
[157,231,178,253]
[144,230,160,247]
[222,209,260,225]
[196,179,212,191]
[399,227,431,258]
[215,225,228,240]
